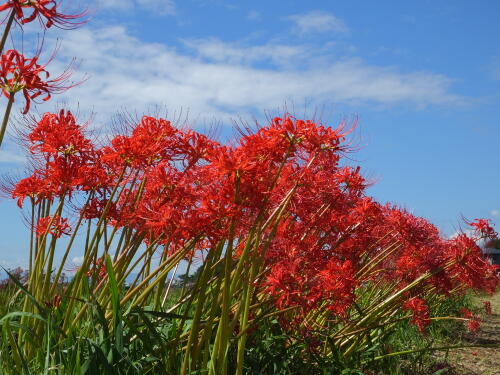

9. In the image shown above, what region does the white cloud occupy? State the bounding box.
[0,149,25,164]
[247,10,261,21]
[95,0,133,11]
[491,210,500,217]
[494,66,500,80]
[485,58,500,81]
[31,25,463,128]
[136,0,176,15]
[96,0,176,15]
[71,254,113,267]
[288,10,349,35]
[183,38,305,66]
[0,258,27,270]
[72,256,84,265]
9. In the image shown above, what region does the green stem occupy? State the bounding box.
[62,168,127,332]
[211,221,236,375]
[50,194,92,296]
[28,201,35,276]
[0,10,15,55]
[0,93,15,148]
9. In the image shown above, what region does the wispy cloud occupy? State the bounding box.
[491,209,500,217]
[247,10,262,21]
[136,0,176,15]
[493,65,500,81]
[96,0,176,15]
[95,0,132,11]
[0,258,27,270]
[288,10,349,35]
[30,25,464,127]
[0,149,25,164]
[247,10,261,21]
[183,38,305,66]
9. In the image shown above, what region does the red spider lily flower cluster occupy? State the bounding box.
[86,256,107,279]
[13,110,102,205]
[483,301,492,315]
[0,0,87,29]
[11,172,53,207]
[0,0,85,150]
[44,294,62,309]
[460,308,481,332]
[403,297,431,332]
[0,49,76,113]
[36,214,71,238]
[468,218,498,240]
[9,111,499,333]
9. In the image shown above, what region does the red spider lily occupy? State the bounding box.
[468,218,498,240]
[316,259,356,315]
[36,214,71,238]
[11,172,59,207]
[101,115,216,169]
[44,294,61,309]
[11,111,500,333]
[0,49,77,114]
[460,308,481,332]
[467,319,481,333]
[483,301,492,315]
[8,110,106,210]
[101,117,176,168]
[86,256,106,280]
[81,198,117,220]
[0,0,87,29]
[446,234,499,293]
[28,110,93,156]
[403,297,431,332]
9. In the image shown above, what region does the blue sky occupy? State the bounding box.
[0,0,499,268]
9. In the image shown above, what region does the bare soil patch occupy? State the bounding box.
[435,292,500,375]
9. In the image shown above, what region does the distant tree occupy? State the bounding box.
[0,267,27,290]
[177,266,203,286]
[176,259,236,286]
[484,238,500,250]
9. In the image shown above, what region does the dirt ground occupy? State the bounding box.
[436,291,500,375]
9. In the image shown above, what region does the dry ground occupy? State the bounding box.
[435,291,500,375]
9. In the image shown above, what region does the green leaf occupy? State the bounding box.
[105,255,123,354]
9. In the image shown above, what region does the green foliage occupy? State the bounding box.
[0,266,487,375]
